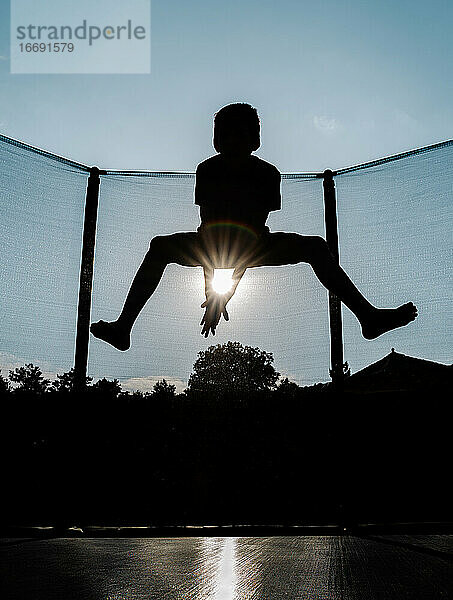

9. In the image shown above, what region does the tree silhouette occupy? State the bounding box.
[91,377,122,398]
[0,370,11,395]
[51,368,93,393]
[276,377,301,396]
[153,379,176,399]
[188,341,279,395]
[9,363,50,395]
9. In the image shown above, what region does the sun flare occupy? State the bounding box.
[212,269,234,295]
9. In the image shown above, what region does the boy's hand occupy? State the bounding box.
[200,292,229,337]
[200,265,246,337]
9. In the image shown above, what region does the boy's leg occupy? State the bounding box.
[91,232,203,350]
[251,233,417,339]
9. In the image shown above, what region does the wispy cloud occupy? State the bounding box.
[0,351,22,375]
[120,375,187,395]
[0,55,8,61]
[392,108,418,129]
[356,116,376,132]
[313,115,341,134]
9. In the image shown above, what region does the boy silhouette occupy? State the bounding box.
[91,103,417,350]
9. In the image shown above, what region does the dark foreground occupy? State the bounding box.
[3,386,452,527]
[1,535,452,599]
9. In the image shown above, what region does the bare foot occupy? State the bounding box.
[90,320,131,351]
[361,303,418,340]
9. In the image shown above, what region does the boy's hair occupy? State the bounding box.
[213,103,260,153]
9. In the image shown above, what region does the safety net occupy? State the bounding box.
[0,133,452,389]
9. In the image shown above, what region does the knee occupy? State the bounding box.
[311,235,328,251]
[306,236,329,260]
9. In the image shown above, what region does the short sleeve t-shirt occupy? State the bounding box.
[194,154,281,235]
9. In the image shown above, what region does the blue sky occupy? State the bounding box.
[1,0,452,172]
[1,0,452,389]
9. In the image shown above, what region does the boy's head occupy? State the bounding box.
[213,103,260,155]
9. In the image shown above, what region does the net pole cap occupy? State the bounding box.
[89,166,107,176]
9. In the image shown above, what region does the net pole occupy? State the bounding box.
[322,169,344,388]
[74,167,101,391]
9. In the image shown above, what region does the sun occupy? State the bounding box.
[211,269,234,295]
